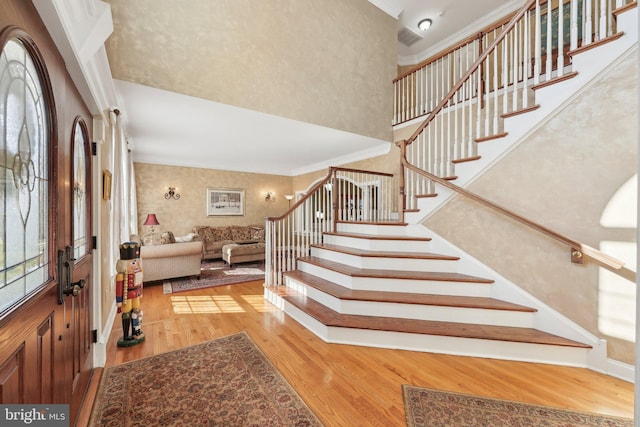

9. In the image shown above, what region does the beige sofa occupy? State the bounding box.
[191,224,265,262]
[132,234,203,283]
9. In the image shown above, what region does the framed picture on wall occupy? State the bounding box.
[206,188,245,216]
[102,170,112,200]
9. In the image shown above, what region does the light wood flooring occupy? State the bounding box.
[83,280,634,426]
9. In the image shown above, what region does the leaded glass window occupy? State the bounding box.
[0,37,50,314]
[73,121,87,259]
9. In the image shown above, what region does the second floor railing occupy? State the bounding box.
[265,167,399,286]
[393,0,634,126]
[397,0,634,211]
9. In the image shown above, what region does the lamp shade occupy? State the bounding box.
[143,213,160,226]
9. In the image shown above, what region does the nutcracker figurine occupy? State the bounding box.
[115,241,145,347]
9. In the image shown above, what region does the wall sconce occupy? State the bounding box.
[265,192,276,203]
[165,187,180,200]
[324,183,333,192]
[284,194,294,207]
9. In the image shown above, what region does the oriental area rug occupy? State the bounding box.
[163,260,265,294]
[89,332,323,426]
[403,385,633,427]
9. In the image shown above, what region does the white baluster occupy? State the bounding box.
[570,0,579,50]
[599,0,607,39]
[523,10,531,108]
[585,0,593,44]
[513,21,520,110]
[534,0,542,84]
[545,0,552,80]
[557,0,565,76]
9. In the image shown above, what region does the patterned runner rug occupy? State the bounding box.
[403,385,632,427]
[90,332,322,426]
[163,260,264,294]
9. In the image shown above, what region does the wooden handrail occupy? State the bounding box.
[394,0,579,83]
[401,153,629,277]
[266,169,333,223]
[265,167,396,223]
[405,0,537,146]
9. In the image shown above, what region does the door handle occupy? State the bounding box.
[58,246,86,303]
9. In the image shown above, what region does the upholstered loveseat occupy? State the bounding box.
[131,234,203,283]
[191,224,265,263]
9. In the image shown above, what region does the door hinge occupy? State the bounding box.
[92,329,98,344]
[91,142,97,156]
[92,235,97,250]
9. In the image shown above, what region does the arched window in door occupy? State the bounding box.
[0,32,53,315]
[72,118,90,260]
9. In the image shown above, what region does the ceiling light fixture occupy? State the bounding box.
[418,18,433,31]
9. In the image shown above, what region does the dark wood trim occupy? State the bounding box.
[501,105,540,119]
[531,71,578,91]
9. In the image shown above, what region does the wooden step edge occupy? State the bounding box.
[310,243,459,261]
[298,256,494,284]
[569,32,625,57]
[475,132,508,143]
[532,71,578,91]
[283,295,591,349]
[404,208,420,213]
[415,193,438,198]
[323,231,432,242]
[613,2,637,17]
[284,270,534,313]
[335,220,408,226]
[451,155,481,164]
[500,104,540,119]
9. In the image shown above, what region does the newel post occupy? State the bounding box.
[397,139,407,224]
[331,168,338,233]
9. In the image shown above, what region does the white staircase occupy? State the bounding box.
[264,4,636,373]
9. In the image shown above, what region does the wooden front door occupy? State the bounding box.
[0,11,94,425]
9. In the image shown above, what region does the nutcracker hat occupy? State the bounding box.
[119,241,141,260]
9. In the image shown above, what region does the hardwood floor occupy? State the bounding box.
[90,280,633,426]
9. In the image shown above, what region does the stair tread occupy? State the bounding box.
[283,294,590,348]
[324,231,432,242]
[284,270,535,312]
[311,243,459,261]
[299,256,494,284]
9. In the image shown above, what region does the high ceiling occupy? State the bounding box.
[35,0,526,176]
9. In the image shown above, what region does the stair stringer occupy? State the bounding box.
[403,5,638,225]
[416,223,609,374]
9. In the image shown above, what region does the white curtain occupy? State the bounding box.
[110,110,128,262]
[128,148,138,236]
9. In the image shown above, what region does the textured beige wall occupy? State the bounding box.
[424,50,638,364]
[135,163,293,236]
[293,144,401,193]
[104,0,396,142]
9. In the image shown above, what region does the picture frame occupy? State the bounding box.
[102,170,112,200]
[206,188,245,216]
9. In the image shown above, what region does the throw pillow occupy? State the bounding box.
[160,231,176,244]
[250,226,265,242]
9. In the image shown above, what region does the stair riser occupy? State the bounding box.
[287,280,534,328]
[310,247,458,272]
[297,261,491,297]
[336,223,414,236]
[323,234,432,253]
[281,300,588,368]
